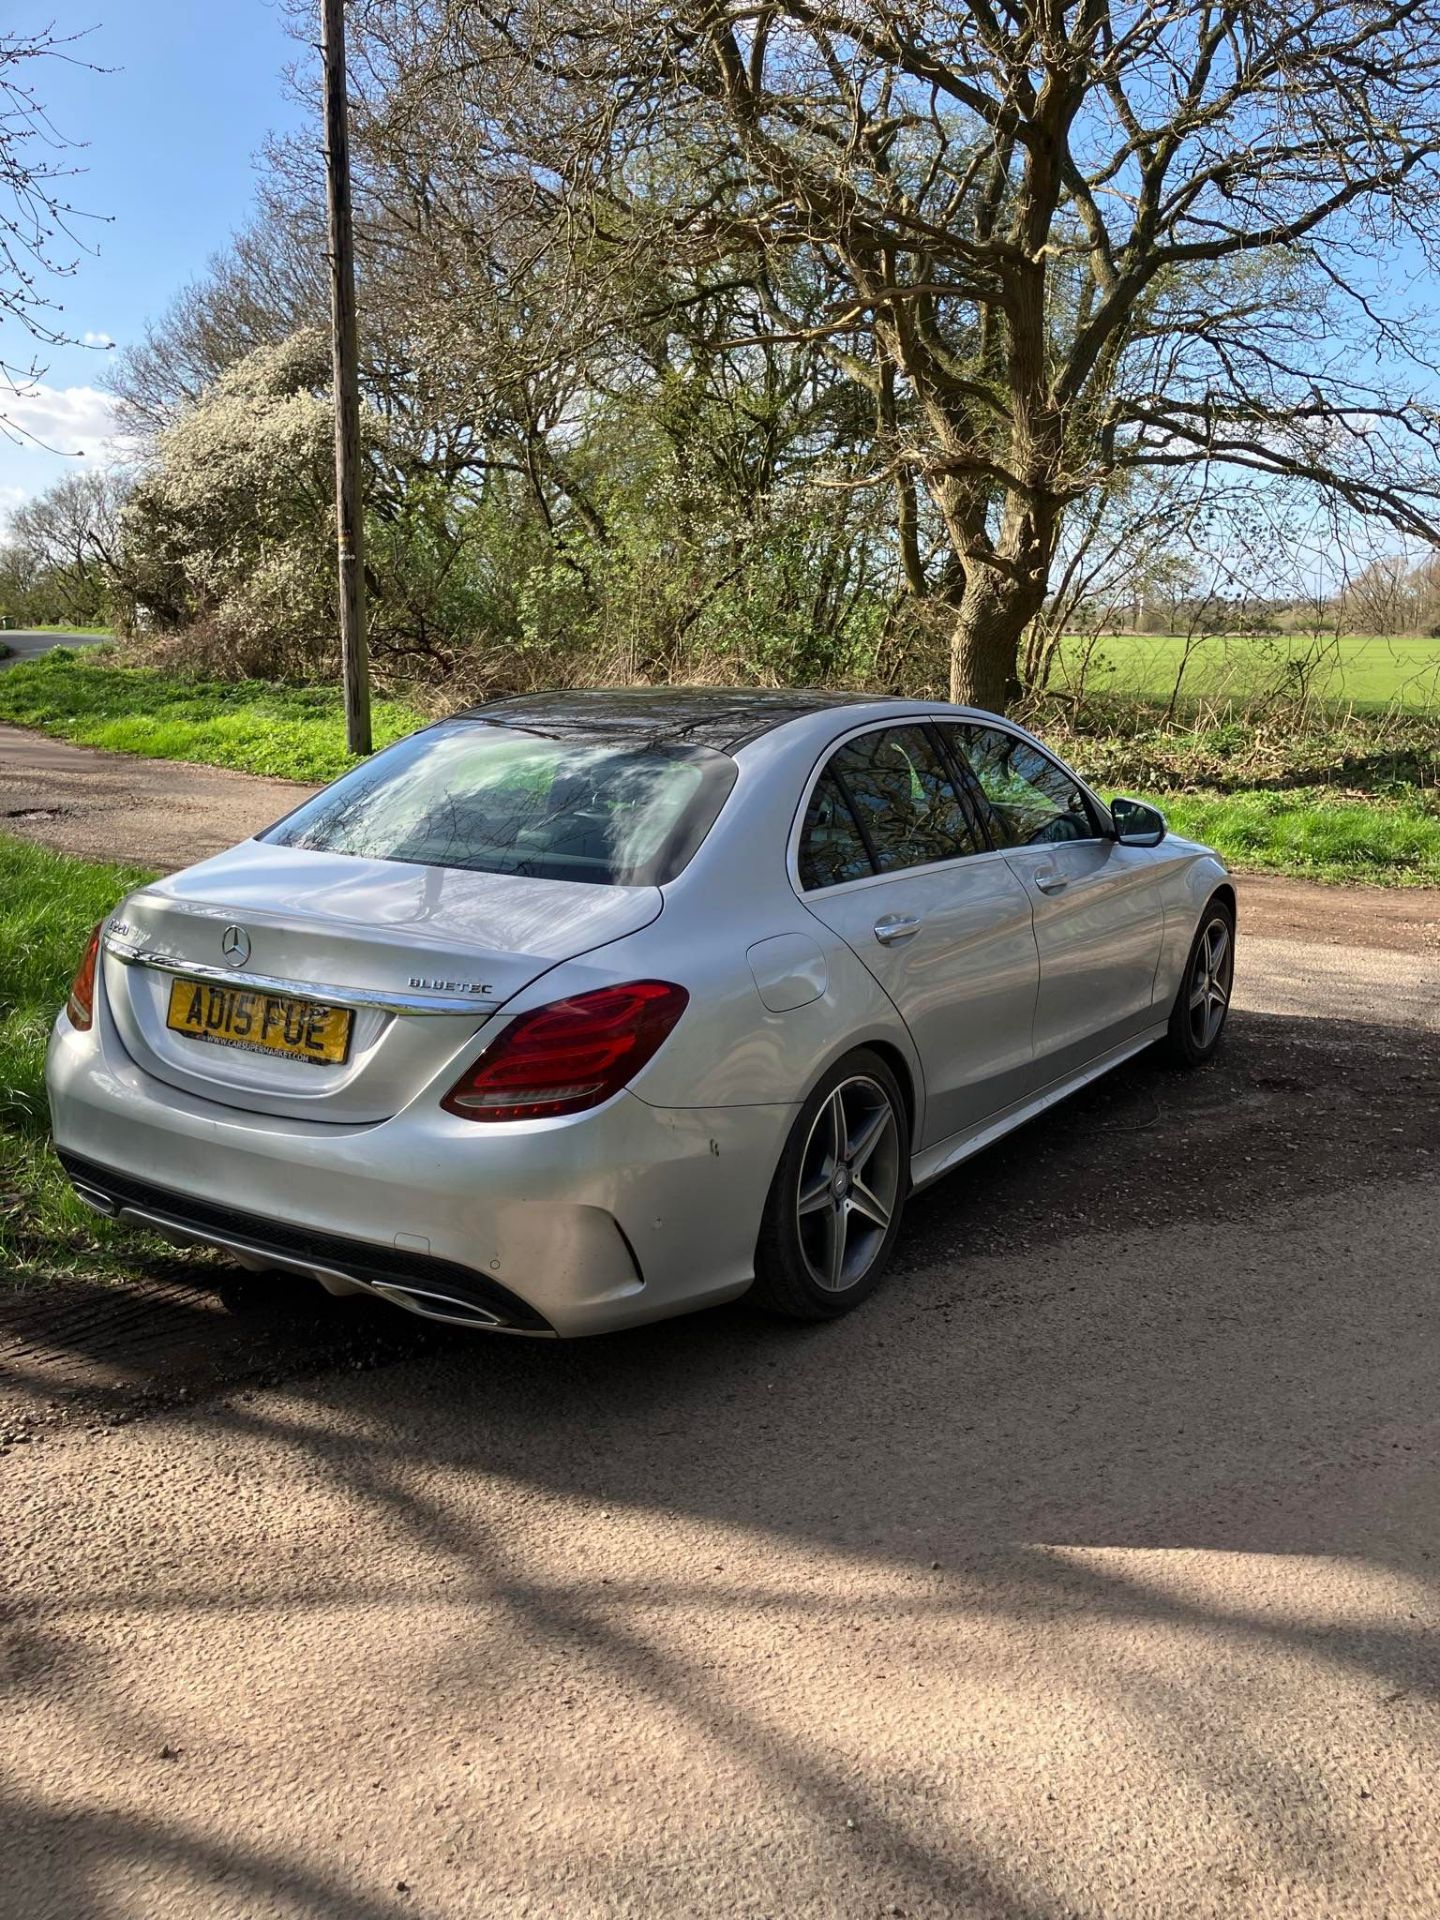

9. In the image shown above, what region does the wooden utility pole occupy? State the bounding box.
[321,0,372,755]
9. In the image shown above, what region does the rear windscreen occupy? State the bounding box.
[262,724,737,886]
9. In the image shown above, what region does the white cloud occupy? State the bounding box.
[0,383,120,460]
[0,483,28,536]
[82,330,116,349]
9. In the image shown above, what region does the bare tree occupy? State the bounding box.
[5,468,128,619]
[1343,553,1414,635]
[1408,552,1440,636]
[107,182,328,439]
[1,22,107,441]
[10,465,125,567]
[355,1,1440,708]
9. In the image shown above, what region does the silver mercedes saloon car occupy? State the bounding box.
[48,690,1234,1336]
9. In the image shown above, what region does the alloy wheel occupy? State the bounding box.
[795,1075,902,1292]
[1188,916,1233,1051]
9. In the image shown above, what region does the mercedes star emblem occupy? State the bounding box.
[220,925,251,968]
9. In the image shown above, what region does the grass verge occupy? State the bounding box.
[1053,713,1440,884]
[0,649,424,782]
[0,835,170,1286]
[1157,790,1440,885]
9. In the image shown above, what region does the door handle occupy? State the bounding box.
[873,913,923,945]
[1032,868,1069,895]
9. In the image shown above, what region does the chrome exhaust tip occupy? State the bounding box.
[365,1281,505,1330]
[72,1184,118,1217]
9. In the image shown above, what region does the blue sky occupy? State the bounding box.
[1,1,305,518]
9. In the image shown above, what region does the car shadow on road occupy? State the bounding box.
[3,1002,1432,1421]
[4,1006,1438,1913]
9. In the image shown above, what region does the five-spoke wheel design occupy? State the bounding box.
[794,1075,902,1293]
[1187,913,1233,1052]
[1166,898,1236,1067]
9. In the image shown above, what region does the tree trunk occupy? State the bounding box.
[949,571,1044,712]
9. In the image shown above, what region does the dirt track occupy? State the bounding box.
[0,723,313,871]
[2,726,1439,1917]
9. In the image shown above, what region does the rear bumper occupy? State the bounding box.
[57,1150,556,1333]
[46,994,796,1337]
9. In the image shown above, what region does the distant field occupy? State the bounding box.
[1054,632,1440,713]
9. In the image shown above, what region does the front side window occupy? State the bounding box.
[264,724,736,886]
[946,724,1096,848]
[798,725,984,888]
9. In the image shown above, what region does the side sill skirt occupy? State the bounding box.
[909,1023,1168,1193]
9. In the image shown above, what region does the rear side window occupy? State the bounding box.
[946,724,1097,848]
[831,726,984,874]
[798,774,872,890]
[263,724,736,886]
[798,724,984,888]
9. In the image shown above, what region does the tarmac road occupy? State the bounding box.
[0,627,103,668]
[1,725,1438,1918]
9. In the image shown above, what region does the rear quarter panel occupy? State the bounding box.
[510,886,924,1118]
[448,729,928,1124]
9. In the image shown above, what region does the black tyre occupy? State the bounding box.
[751,1048,910,1321]
[1164,896,1235,1067]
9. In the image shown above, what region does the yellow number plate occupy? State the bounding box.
[165,979,353,1067]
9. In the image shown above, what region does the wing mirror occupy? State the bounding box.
[1111,796,1167,847]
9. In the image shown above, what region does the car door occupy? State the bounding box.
[794,722,1041,1149]
[941,723,1166,1083]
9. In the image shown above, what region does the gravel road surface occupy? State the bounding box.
[1,726,1438,1918]
[0,724,312,871]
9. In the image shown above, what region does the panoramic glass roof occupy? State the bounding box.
[458,687,902,753]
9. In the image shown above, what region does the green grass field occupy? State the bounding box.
[0,649,424,782]
[1056,631,1440,713]
[0,836,170,1284]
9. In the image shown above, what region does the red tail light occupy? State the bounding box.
[67,923,103,1031]
[441,980,689,1122]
